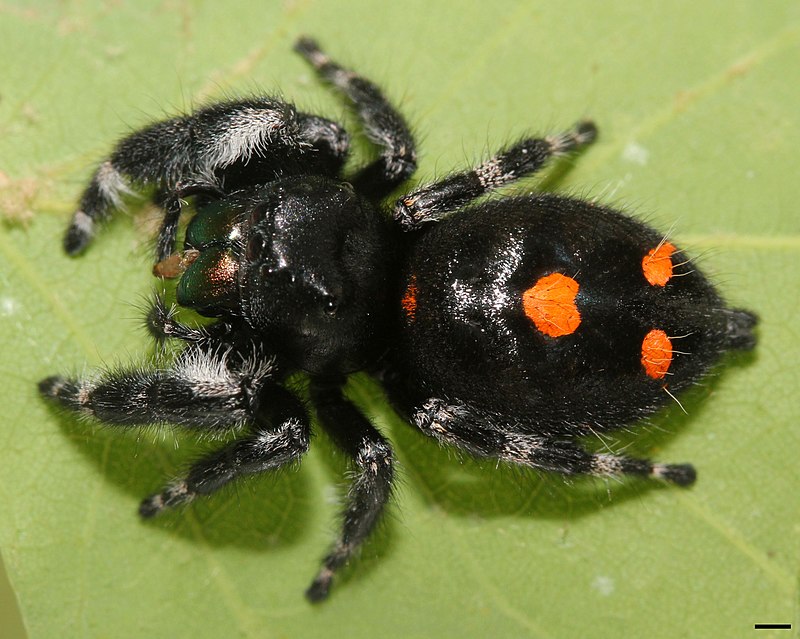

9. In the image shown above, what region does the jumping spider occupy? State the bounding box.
[39,37,757,601]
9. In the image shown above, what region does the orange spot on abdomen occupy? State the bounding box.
[641,329,673,379]
[642,242,676,286]
[401,275,418,321]
[523,273,581,337]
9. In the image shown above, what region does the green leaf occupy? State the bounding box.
[1,2,798,637]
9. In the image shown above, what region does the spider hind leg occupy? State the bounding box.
[409,397,696,486]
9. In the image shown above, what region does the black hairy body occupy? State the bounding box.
[39,37,757,602]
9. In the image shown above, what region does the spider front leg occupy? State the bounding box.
[394,120,597,230]
[307,378,394,602]
[411,398,696,486]
[64,101,350,256]
[38,345,274,429]
[295,37,417,200]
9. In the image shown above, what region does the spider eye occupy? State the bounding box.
[323,296,339,315]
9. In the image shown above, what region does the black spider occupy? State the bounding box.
[39,37,757,602]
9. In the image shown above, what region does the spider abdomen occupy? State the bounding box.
[396,194,755,431]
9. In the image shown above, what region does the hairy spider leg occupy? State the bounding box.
[409,398,696,486]
[139,385,310,517]
[295,36,418,200]
[38,345,274,428]
[394,120,597,229]
[39,348,313,513]
[306,378,395,602]
[64,103,350,256]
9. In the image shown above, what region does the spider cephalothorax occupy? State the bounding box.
[40,37,756,602]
